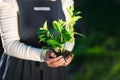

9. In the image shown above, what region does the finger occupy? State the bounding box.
[48,58,65,67]
[61,58,66,66]
[48,55,74,67]
[47,54,74,67]
[64,56,73,66]
[46,50,55,58]
[62,54,74,67]
[65,54,74,61]
[50,52,56,58]
[46,56,62,64]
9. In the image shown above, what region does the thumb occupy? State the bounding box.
[50,52,57,58]
[46,50,56,58]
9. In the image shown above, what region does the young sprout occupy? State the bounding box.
[38,5,84,54]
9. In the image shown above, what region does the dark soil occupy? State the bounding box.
[55,50,73,60]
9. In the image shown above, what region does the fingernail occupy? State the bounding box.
[66,56,69,59]
[53,54,57,57]
[61,58,65,63]
[59,56,63,58]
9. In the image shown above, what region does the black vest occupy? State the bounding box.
[17,0,65,48]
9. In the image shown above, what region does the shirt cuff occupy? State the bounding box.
[41,49,48,62]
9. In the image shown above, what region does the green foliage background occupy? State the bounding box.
[69,0,120,80]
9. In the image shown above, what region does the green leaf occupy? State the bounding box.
[73,11,81,16]
[58,19,65,26]
[73,16,81,21]
[70,5,74,12]
[74,32,86,37]
[61,28,71,42]
[38,29,47,34]
[43,21,48,30]
[67,8,73,17]
[69,37,75,42]
[37,5,85,52]
[52,20,65,32]
[53,21,61,32]
[49,29,56,35]
[38,34,45,38]
[42,46,52,49]
[47,39,61,48]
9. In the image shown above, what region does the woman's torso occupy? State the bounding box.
[17,0,65,48]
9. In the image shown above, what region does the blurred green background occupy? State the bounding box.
[68,0,120,80]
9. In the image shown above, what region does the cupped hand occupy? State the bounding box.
[45,50,74,68]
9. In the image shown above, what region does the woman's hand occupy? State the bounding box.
[45,50,74,68]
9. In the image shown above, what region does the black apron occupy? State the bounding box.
[0,0,70,80]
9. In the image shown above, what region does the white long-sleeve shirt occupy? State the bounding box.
[0,0,74,62]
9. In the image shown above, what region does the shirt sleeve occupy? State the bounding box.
[62,0,74,20]
[62,0,75,52]
[0,1,47,62]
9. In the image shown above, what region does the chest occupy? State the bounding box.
[16,0,65,47]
